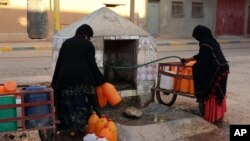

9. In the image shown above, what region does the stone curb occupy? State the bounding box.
[0,46,51,52]
[157,39,250,46]
[1,39,250,52]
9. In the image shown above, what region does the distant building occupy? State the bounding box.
[216,0,247,35]
[148,0,249,37]
[0,0,249,42]
[147,0,216,38]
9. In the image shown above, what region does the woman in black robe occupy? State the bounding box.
[182,25,229,123]
[51,24,106,135]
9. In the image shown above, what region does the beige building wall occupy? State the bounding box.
[0,0,147,42]
[159,0,216,38]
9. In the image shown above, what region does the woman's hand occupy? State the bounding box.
[181,57,195,64]
[181,58,187,64]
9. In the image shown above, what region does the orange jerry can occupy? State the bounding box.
[189,80,195,95]
[96,86,107,108]
[88,111,100,132]
[95,114,108,136]
[0,86,5,94]
[98,123,112,141]
[102,83,121,106]
[0,81,17,94]
[175,67,184,92]
[4,80,17,92]
[186,61,196,95]
[179,69,190,93]
[107,118,117,141]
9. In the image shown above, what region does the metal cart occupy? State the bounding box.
[151,62,197,106]
[0,85,56,141]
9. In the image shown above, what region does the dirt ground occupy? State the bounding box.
[1,45,250,140]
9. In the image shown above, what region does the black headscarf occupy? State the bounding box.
[192,25,229,104]
[75,24,94,40]
[192,25,213,41]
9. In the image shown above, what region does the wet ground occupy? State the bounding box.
[51,101,229,141]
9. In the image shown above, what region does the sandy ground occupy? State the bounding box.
[1,45,250,140]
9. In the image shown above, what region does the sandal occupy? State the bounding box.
[70,130,76,137]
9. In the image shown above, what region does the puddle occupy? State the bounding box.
[111,114,171,126]
[101,103,195,126]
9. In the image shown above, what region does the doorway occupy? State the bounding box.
[147,1,160,35]
[216,0,244,35]
[247,6,250,34]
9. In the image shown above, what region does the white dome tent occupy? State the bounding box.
[52,7,157,101]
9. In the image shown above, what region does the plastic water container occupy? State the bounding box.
[16,97,22,127]
[24,85,51,129]
[0,95,17,132]
[101,83,121,106]
[88,111,99,132]
[83,132,97,141]
[159,71,176,90]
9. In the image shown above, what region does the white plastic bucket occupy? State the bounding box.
[159,71,175,90]
[83,132,97,141]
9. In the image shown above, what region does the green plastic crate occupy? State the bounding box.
[0,95,17,132]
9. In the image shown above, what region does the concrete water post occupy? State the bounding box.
[27,0,49,39]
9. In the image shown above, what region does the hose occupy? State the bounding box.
[104,56,181,69]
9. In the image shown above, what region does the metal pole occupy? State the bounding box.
[130,0,135,23]
[54,0,60,33]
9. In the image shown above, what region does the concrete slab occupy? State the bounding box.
[117,116,217,141]
[104,103,218,141]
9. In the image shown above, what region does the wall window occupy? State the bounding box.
[0,0,9,6]
[192,2,204,18]
[172,1,184,18]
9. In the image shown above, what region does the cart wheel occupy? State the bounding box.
[38,128,55,141]
[156,91,177,106]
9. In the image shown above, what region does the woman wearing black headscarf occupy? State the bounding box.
[182,25,229,123]
[51,24,106,135]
